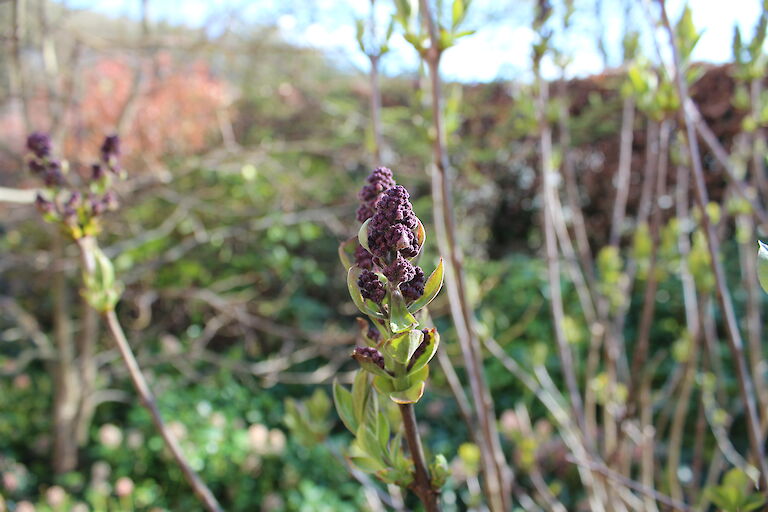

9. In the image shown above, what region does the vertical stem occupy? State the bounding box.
[609,97,637,247]
[628,120,670,406]
[418,1,510,509]
[75,306,98,444]
[658,0,768,490]
[9,0,31,132]
[399,404,439,512]
[370,53,383,163]
[51,232,80,474]
[537,71,585,431]
[367,0,383,164]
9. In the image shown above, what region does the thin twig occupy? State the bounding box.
[75,237,223,512]
[399,404,439,512]
[566,456,693,511]
[657,0,768,489]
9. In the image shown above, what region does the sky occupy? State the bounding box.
[69,0,766,82]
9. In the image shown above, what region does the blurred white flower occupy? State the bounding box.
[98,424,123,449]
[115,476,134,497]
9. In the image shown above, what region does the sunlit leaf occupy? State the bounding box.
[388,289,418,333]
[407,258,444,313]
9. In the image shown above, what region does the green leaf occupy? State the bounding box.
[439,27,453,51]
[373,374,395,394]
[387,329,424,366]
[356,422,385,462]
[385,18,395,42]
[354,356,392,378]
[352,370,370,426]
[723,467,751,490]
[348,266,385,319]
[391,428,404,465]
[333,379,357,433]
[451,0,464,28]
[355,18,366,53]
[453,29,476,39]
[388,379,426,404]
[338,236,358,270]
[82,243,122,312]
[430,454,450,488]
[349,455,386,473]
[407,258,444,313]
[377,412,390,453]
[407,328,439,374]
[743,494,767,511]
[416,219,426,250]
[757,241,768,293]
[358,218,372,252]
[389,290,418,334]
[307,389,331,420]
[384,365,429,404]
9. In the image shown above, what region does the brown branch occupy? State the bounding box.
[75,237,223,512]
[417,1,510,509]
[566,456,693,511]
[102,309,223,511]
[399,403,439,512]
[535,64,584,432]
[658,0,768,490]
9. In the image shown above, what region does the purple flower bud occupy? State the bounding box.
[367,185,421,260]
[34,193,54,215]
[401,266,426,301]
[28,159,46,175]
[383,254,416,285]
[26,132,51,159]
[357,167,395,222]
[358,269,386,303]
[367,325,380,342]
[352,346,385,370]
[101,135,120,161]
[407,329,432,371]
[42,162,65,187]
[92,163,106,182]
[384,224,418,255]
[354,245,374,270]
[100,134,122,175]
[356,204,376,223]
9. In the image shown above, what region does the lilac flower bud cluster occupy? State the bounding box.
[355,167,395,269]
[27,132,51,158]
[92,134,122,178]
[382,253,416,284]
[354,245,374,270]
[368,186,420,260]
[367,324,380,342]
[352,346,386,370]
[356,166,396,223]
[99,134,121,174]
[26,133,65,187]
[400,266,425,301]
[358,269,386,303]
[363,185,426,295]
[27,133,123,233]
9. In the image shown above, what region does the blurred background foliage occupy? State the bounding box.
[1,0,767,510]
